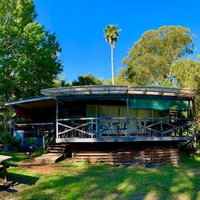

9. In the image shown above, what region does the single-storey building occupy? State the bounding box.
[5,85,196,165]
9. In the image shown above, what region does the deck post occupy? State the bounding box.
[160,119,163,136]
[190,99,195,139]
[56,97,59,141]
[126,97,130,136]
[95,105,98,136]
[91,119,94,138]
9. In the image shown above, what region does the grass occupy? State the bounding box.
[1,152,200,200]
[0,151,28,163]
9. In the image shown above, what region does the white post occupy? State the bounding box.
[56,97,59,142]
[43,135,45,149]
[126,98,130,135]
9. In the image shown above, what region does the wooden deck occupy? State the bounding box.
[56,136,194,143]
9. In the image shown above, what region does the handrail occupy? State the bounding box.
[57,117,193,121]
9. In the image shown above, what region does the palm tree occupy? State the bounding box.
[104,25,121,85]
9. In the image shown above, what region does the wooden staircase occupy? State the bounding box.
[48,143,66,153]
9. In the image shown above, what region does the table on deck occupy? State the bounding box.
[0,155,12,182]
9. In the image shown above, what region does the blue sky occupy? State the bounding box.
[34,0,200,82]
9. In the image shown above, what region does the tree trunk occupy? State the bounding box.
[111,46,114,85]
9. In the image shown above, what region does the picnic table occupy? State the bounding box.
[0,155,12,182]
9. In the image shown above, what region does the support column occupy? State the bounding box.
[126,97,130,136]
[190,99,196,140]
[56,97,59,142]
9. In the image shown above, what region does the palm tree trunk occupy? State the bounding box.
[111,46,114,85]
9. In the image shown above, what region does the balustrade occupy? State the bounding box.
[57,117,194,140]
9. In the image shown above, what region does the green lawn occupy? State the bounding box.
[1,152,200,200]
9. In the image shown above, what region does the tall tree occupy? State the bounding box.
[122,26,194,86]
[0,0,63,101]
[104,24,120,85]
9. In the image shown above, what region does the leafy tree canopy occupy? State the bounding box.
[104,68,130,85]
[72,73,103,86]
[122,25,194,86]
[172,57,200,132]
[173,58,200,90]
[0,0,63,101]
[53,75,71,88]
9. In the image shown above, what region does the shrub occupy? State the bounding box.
[32,147,46,157]
[9,137,22,151]
[0,131,22,151]
[0,132,12,144]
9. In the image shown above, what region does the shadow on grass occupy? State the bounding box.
[0,171,39,194]
[0,152,28,163]
[1,153,200,200]
[17,160,200,200]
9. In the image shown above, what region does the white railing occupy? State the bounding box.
[57,117,194,139]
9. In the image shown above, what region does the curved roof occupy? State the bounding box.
[5,85,196,110]
[41,85,196,98]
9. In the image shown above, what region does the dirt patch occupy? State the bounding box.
[18,158,66,174]
[184,169,200,175]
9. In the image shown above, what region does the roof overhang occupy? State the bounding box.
[4,96,56,110]
[41,85,196,98]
